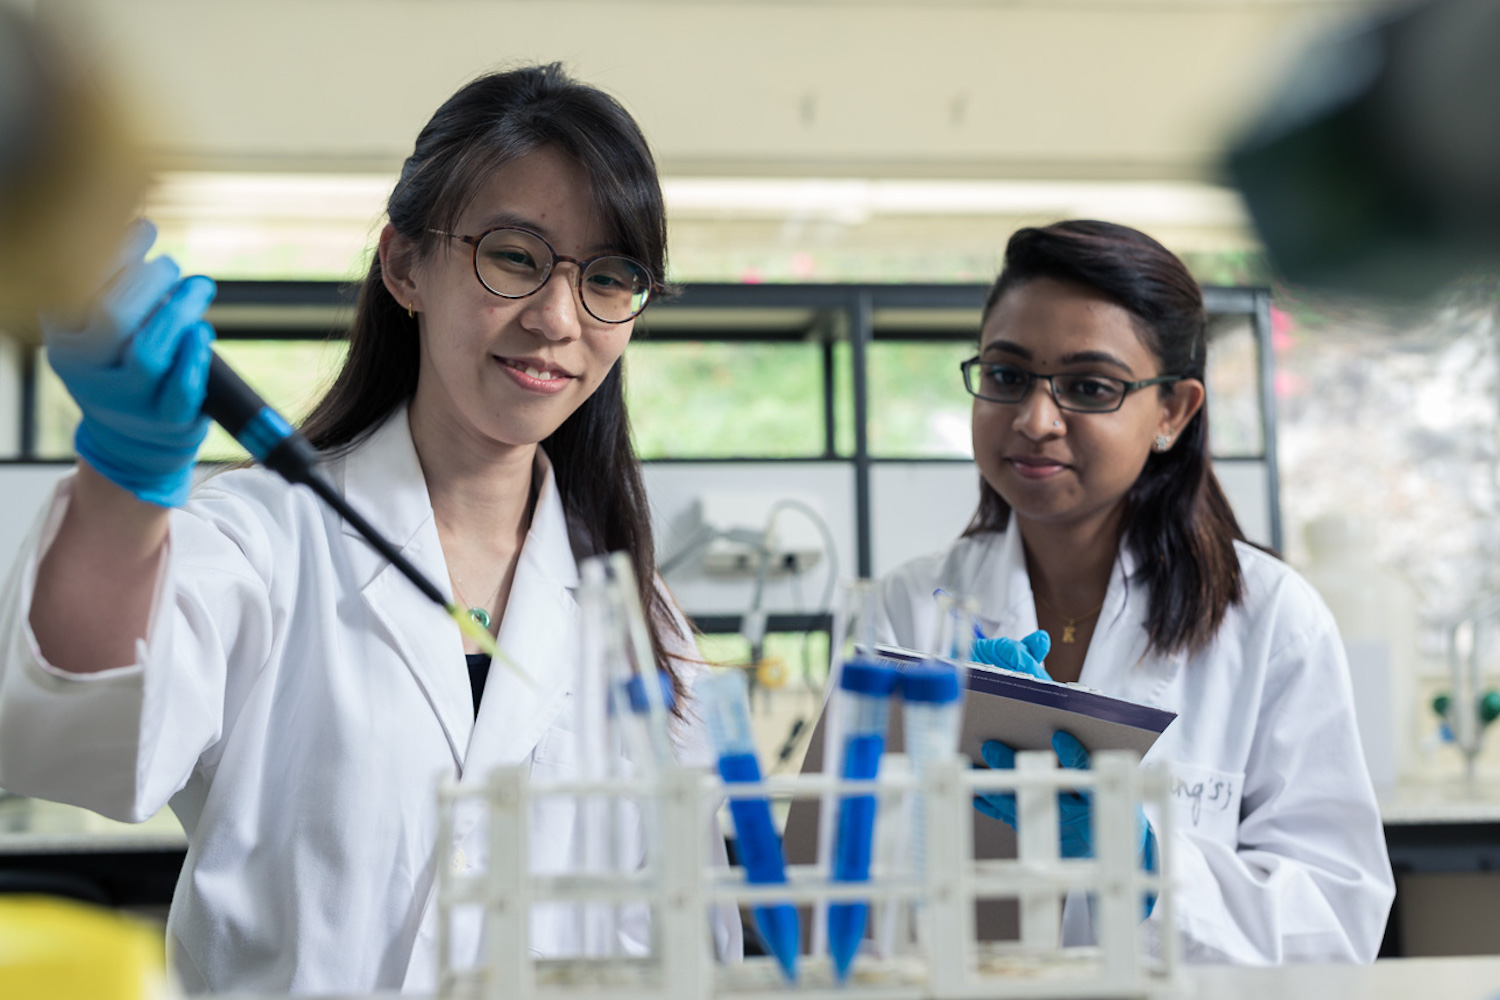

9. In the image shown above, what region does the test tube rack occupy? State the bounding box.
[434,751,1177,1000]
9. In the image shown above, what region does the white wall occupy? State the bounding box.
[647,456,1276,622]
[644,462,856,619]
[869,462,982,578]
[0,465,72,570]
[1212,459,1273,549]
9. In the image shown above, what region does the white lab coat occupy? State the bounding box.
[877,525,1394,964]
[0,408,740,994]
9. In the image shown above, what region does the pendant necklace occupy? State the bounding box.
[1033,593,1106,644]
[450,571,505,632]
[446,483,538,635]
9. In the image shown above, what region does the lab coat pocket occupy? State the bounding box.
[527,727,649,956]
[1166,762,1243,845]
[528,729,644,874]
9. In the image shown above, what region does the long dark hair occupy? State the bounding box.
[299,64,686,703]
[964,220,1248,657]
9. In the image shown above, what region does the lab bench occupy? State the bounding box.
[1378,778,1500,958]
[199,955,1500,1000]
[0,795,185,911]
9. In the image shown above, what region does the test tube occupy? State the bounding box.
[698,670,799,981]
[901,664,962,773]
[607,552,675,769]
[576,559,624,955]
[828,657,900,982]
[908,592,966,765]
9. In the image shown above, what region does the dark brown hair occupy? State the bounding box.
[965,219,1248,657]
[299,64,686,702]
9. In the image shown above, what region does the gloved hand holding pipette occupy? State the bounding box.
[4,65,748,990]
[44,219,216,508]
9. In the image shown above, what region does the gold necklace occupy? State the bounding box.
[1033,592,1106,644]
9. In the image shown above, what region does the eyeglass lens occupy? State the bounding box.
[968,362,1127,412]
[475,228,652,322]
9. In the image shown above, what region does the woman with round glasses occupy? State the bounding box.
[0,65,740,992]
[878,221,1393,963]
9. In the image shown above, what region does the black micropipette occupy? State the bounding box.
[202,352,526,677]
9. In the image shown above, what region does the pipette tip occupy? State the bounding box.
[446,604,537,690]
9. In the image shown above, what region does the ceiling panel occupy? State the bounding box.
[47,0,1381,180]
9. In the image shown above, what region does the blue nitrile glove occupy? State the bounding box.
[44,220,217,507]
[971,630,1052,679]
[974,731,1158,915]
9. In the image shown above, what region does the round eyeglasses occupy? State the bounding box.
[960,357,1185,414]
[428,226,659,324]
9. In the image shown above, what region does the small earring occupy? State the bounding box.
[1154,434,1172,452]
[407,302,415,319]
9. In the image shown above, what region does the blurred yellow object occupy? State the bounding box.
[0,8,147,336]
[0,896,167,1000]
[755,656,789,690]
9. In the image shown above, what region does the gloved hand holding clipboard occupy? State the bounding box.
[783,637,1175,942]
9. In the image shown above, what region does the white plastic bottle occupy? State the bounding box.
[1300,513,1421,788]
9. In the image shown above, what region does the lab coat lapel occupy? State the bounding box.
[1076,544,1186,705]
[973,525,1040,639]
[337,409,473,768]
[974,526,1183,704]
[461,452,577,783]
[401,457,581,991]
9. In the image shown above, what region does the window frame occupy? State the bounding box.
[8,281,1281,573]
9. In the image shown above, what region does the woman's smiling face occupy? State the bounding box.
[971,276,1200,534]
[388,145,636,452]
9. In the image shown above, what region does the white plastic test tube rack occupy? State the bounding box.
[435,751,1177,1000]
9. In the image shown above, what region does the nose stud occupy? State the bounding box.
[1052,420,1061,429]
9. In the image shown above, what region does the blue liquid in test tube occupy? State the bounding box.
[829,658,900,983]
[698,671,800,981]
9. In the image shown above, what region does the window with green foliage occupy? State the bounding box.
[866,341,977,458]
[28,307,1264,466]
[34,339,348,461]
[624,341,827,459]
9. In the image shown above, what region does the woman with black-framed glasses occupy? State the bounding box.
[876,221,1393,963]
[0,64,741,992]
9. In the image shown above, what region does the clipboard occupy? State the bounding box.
[873,644,1176,764]
[782,645,1176,942]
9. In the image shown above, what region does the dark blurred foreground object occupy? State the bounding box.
[0,7,145,330]
[1227,0,1500,299]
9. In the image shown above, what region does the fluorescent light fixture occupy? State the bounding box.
[150,172,1245,228]
[142,172,1253,280]
[661,177,1248,229]
[147,172,394,223]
